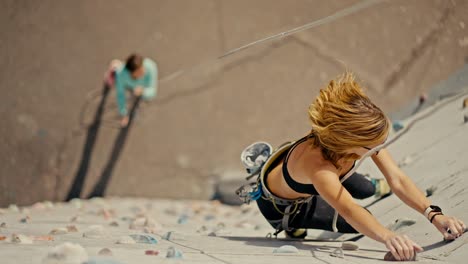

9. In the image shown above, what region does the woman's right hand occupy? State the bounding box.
[385,234,423,261]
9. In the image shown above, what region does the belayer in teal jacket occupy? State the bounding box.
[111,54,158,126]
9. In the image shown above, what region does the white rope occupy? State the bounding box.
[331,89,468,232]
[160,0,385,84]
[219,0,384,59]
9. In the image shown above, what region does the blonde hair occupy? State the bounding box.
[308,72,389,169]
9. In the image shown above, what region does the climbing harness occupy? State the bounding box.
[237,140,317,237]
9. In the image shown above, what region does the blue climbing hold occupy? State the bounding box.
[129,234,158,244]
[177,214,189,224]
[393,121,404,132]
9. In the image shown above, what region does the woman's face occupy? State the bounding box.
[348,133,389,157]
[131,66,145,79]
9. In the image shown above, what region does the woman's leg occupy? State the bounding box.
[257,195,359,234]
[256,197,286,230]
[342,172,375,199]
[290,196,360,233]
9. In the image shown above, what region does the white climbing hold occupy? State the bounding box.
[66,225,78,232]
[9,204,20,213]
[32,202,46,210]
[69,198,83,209]
[129,217,161,231]
[398,156,413,167]
[43,201,54,209]
[50,227,68,235]
[273,245,299,254]
[83,225,107,239]
[11,234,33,244]
[115,236,136,244]
[129,217,145,228]
[41,242,88,264]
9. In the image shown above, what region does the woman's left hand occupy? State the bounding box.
[432,214,466,240]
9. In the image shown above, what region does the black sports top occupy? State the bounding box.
[282,135,355,195]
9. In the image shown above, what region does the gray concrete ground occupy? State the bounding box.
[1,90,467,263]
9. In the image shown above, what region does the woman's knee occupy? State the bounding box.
[343,173,375,199]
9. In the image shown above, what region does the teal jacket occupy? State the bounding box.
[115,58,158,116]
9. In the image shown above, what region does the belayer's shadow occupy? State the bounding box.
[65,84,141,200]
[87,96,141,198]
[66,84,111,201]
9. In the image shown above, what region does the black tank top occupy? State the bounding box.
[282,135,355,195]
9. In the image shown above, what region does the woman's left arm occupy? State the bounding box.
[372,148,466,240]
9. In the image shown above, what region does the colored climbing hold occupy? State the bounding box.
[425,185,437,197]
[177,214,189,224]
[384,251,416,261]
[129,234,158,244]
[342,241,359,251]
[162,231,173,240]
[109,221,119,227]
[20,216,31,223]
[70,215,81,223]
[98,248,113,256]
[419,93,428,104]
[393,121,404,132]
[145,250,159,256]
[49,227,68,235]
[166,246,183,259]
[33,236,54,241]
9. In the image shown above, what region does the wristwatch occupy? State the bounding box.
[424,205,442,221]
